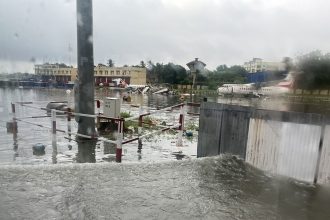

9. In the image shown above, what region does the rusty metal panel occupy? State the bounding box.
[276,122,321,183]
[246,119,281,173]
[317,125,330,184]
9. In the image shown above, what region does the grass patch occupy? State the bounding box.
[185,121,199,131]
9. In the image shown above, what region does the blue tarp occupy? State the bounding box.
[246,71,287,83]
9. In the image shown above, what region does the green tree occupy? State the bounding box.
[282,57,293,72]
[206,65,247,89]
[146,62,188,84]
[216,64,228,72]
[296,50,330,89]
[107,59,114,67]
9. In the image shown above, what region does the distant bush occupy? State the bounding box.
[120,112,131,118]
[206,65,247,89]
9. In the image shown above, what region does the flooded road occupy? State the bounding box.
[0,88,199,165]
[1,87,330,165]
[1,88,330,219]
[1,156,330,219]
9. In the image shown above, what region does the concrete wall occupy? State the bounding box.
[198,102,330,184]
[291,89,330,96]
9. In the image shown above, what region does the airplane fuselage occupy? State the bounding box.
[217,84,290,97]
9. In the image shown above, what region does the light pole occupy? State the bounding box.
[186,58,206,100]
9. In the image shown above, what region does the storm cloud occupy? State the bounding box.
[1,0,330,73]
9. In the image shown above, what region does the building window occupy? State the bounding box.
[111,71,114,75]
[116,70,120,75]
[99,70,103,75]
[105,71,108,75]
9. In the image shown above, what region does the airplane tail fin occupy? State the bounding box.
[119,79,127,88]
[277,72,295,89]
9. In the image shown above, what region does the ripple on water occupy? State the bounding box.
[1,156,330,219]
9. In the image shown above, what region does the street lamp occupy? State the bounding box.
[186,58,206,96]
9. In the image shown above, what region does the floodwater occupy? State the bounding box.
[1,88,330,219]
[1,156,330,219]
[0,88,199,165]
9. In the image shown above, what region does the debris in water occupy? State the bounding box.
[32,143,46,155]
[185,131,193,137]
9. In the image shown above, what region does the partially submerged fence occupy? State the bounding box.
[197,102,330,185]
[9,100,188,163]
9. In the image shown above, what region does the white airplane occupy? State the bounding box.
[218,79,292,97]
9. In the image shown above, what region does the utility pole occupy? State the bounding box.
[76,0,96,137]
[186,58,206,101]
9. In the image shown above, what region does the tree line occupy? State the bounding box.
[294,51,330,89]
[145,61,247,89]
[106,50,330,89]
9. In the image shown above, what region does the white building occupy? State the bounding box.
[34,63,75,82]
[243,58,285,73]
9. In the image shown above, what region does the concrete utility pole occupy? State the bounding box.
[76,0,96,137]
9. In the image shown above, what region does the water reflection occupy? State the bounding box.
[76,139,97,163]
[102,136,120,162]
[52,141,57,164]
[12,129,18,160]
[103,140,116,155]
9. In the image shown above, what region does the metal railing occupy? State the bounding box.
[9,100,190,163]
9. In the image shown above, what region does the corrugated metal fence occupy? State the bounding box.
[197,102,330,185]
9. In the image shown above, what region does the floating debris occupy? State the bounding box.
[185,131,193,137]
[32,143,46,155]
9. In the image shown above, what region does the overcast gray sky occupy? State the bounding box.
[0,0,329,73]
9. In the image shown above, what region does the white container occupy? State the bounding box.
[103,97,121,118]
